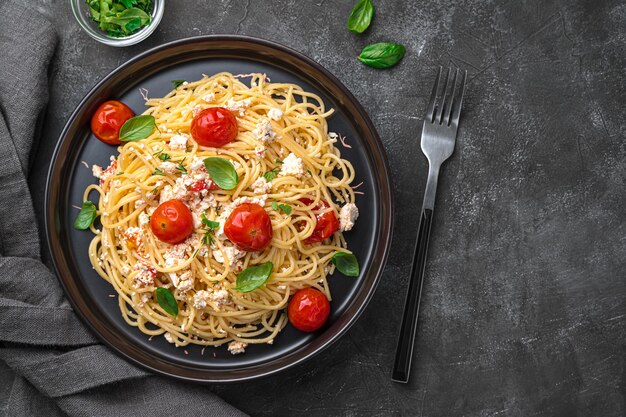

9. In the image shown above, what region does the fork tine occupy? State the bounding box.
[434,67,452,124]
[450,70,467,126]
[443,69,459,126]
[424,66,442,122]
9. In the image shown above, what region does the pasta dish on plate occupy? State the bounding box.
[79,72,360,355]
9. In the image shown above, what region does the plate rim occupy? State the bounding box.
[45,35,394,382]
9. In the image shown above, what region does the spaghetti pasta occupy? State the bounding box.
[85,72,359,353]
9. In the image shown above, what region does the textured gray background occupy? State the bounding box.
[24,0,626,416]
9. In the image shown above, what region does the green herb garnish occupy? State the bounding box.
[119,115,156,142]
[263,166,280,182]
[85,0,152,38]
[201,214,219,245]
[155,287,178,316]
[171,79,187,89]
[203,157,238,190]
[153,167,165,176]
[272,201,292,215]
[73,201,98,230]
[234,262,274,292]
[154,150,171,161]
[358,42,405,69]
[332,252,360,277]
[347,0,374,33]
[176,158,188,175]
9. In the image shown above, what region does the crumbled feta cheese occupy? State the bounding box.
[202,93,215,103]
[252,117,276,143]
[226,98,251,116]
[190,156,205,171]
[92,165,103,178]
[191,105,204,117]
[212,244,246,268]
[160,161,177,174]
[134,199,145,209]
[176,271,194,292]
[328,132,339,143]
[267,108,283,121]
[193,290,210,309]
[339,203,359,232]
[133,262,156,287]
[164,242,190,268]
[228,341,248,355]
[164,332,175,344]
[139,212,150,226]
[279,153,305,178]
[210,289,231,307]
[169,134,188,150]
[254,145,266,158]
[251,176,272,194]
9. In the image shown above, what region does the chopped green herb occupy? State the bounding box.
[153,168,165,176]
[172,79,187,89]
[176,158,188,175]
[116,171,124,175]
[150,186,159,194]
[154,150,171,161]
[271,201,292,215]
[85,0,152,38]
[201,214,219,245]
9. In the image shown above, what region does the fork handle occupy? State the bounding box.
[391,207,434,383]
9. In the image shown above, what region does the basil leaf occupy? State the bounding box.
[207,220,219,229]
[332,252,360,277]
[203,157,238,190]
[155,287,178,316]
[119,0,135,8]
[235,262,274,292]
[172,79,186,89]
[73,201,97,230]
[263,170,277,182]
[347,0,374,34]
[358,42,406,69]
[105,8,151,34]
[119,115,156,142]
[271,201,279,210]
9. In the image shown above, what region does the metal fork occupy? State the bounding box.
[391,67,467,383]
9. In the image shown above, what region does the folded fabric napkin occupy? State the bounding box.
[0,2,246,416]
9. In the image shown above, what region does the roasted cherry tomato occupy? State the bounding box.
[150,200,194,244]
[189,179,219,192]
[191,107,238,147]
[90,100,135,145]
[224,203,273,251]
[299,198,340,244]
[288,288,331,332]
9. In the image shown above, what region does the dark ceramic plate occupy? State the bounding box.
[45,36,393,382]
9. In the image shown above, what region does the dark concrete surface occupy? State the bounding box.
[24,0,626,416]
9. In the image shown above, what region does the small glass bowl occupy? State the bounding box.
[70,0,164,47]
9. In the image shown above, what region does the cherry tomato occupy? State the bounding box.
[90,100,135,145]
[224,203,273,251]
[150,200,194,244]
[191,107,238,147]
[288,288,331,332]
[189,179,219,192]
[299,198,340,244]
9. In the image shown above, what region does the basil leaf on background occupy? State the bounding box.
[155,287,178,316]
[332,252,360,277]
[203,157,239,190]
[347,0,374,33]
[358,42,406,69]
[234,262,274,292]
[119,115,156,141]
[73,201,98,230]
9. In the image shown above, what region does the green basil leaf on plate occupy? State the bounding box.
[119,115,156,142]
[234,262,274,292]
[347,0,374,34]
[73,201,97,230]
[332,252,360,277]
[155,287,178,316]
[358,42,406,69]
[203,157,239,190]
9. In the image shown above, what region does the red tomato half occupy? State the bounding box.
[90,100,135,145]
[191,107,238,147]
[299,198,340,244]
[224,203,273,251]
[150,200,194,244]
[288,288,331,332]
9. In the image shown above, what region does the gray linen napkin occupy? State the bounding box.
[0,2,246,416]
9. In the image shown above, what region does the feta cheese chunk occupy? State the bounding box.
[339,203,359,232]
[267,108,283,121]
[138,212,150,226]
[226,98,251,116]
[252,117,276,143]
[279,153,305,178]
[202,93,215,103]
[227,340,248,355]
[159,161,177,174]
[254,145,266,158]
[168,134,188,150]
[212,244,246,269]
[193,290,210,309]
[251,176,272,194]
